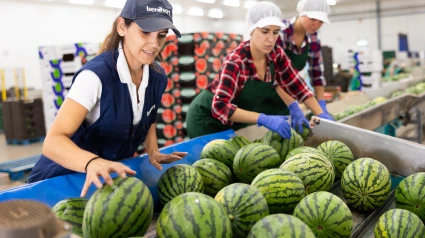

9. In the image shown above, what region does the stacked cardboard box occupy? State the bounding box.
[155,32,242,147]
[38,43,100,131]
[1,98,46,141]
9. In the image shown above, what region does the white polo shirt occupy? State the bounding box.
[66,42,149,125]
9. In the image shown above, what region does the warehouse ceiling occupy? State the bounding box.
[5,0,425,21]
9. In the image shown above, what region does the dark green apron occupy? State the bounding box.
[252,43,310,115]
[186,64,276,138]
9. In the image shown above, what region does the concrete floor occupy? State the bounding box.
[0,133,42,163]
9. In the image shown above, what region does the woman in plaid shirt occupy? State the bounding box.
[186,1,333,139]
[257,0,334,133]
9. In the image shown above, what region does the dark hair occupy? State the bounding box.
[99,16,165,72]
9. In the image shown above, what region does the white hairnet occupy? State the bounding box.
[245,1,285,36]
[297,0,331,23]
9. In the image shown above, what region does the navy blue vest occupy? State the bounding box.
[28,50,167,183]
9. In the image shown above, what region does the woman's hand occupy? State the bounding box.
[80,159,136,197]
[148,151,188,170]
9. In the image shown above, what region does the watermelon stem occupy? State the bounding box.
[229,215,235,221]
[318,225,323,231]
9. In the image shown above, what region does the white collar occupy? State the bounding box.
[117,41,149,88]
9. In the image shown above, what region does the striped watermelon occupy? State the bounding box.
[374,209,425,238]
[293,191,353,238]
[233,143,282,183]
[395,172,425,221]
[252,138,262,143]
[247,214,315,238]
[229,136,251,150]
[157,164,204,205]
[157,192,232,238]
[285,146,326,161]
[280,153,335,194]
[262,128,304,160]
[317,140,355,178]
[341,158,391,212]
[82,176,153,238]
[192,159,232,196]
[201,139,239,168]
[52,198,87,236]
[214,183,269,237]
[300,126,311,141]
[251,169,305,214]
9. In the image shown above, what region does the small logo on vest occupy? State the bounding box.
[147,105,156,116]
[146,6,171,16]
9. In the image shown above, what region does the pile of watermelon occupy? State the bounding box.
[51,127,425,238]
[51,176,155,238]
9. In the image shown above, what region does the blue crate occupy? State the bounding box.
[0,155,40,180]
[6,136,45,145]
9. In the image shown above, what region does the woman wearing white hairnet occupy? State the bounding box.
[186,1,332,139]
[257,0,335,133]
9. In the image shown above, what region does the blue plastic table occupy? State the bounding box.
[0,130,235,208]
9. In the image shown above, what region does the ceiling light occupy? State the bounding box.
[197,0,215,3]
[244,0,257,9]
[208,8,223,18]
[327,0,336,6]
[188,7,204,17]
[223,0,239,7]
[69,0,94,5]
[172,4,183,14]
[104,0,125,8]
[357,39,368,47]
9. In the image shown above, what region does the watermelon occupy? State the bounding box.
[341,158,391,212]
[157,192,232,237]
[52,198,87,236]
[317,140,355,178]
[247,214,315,238]
[280,153,335,194]
[374,209,425,238]
[395,172,425,221]
[285,146,326,161]
[262,128,304,160]
[252,138,262,143]
[214,183,269,237]
[233,143,282,183]
[201,139,238,168]
[229,136,251,150]
[251,169,305,214]
[157,164,204,205]
[192,159,232,196]
[82,176,153,238]
[293,191,353,238]
[300,126,311,141]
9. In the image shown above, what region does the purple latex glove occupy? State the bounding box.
[318,113,335,121]
[318,100,330,114]
[257,113,291,139]
[288,102,310,134]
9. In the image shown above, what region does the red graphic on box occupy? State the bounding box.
[196,59,207,74]
[161,93,175,107]
[162,109,176,123]
[196,75,208,89]
[163,125,177,139]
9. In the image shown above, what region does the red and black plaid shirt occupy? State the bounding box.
[276,17,326,87]
[206,40,314,126]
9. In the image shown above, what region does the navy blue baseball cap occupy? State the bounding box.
[120,0,181,38]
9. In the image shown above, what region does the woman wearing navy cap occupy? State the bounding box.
[28,0,186,197]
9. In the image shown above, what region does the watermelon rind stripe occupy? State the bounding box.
[293,192,353,238]
[341,158,391,211]
[374,209,425,237]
